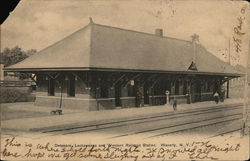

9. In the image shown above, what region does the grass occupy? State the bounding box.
[0,87,35,103]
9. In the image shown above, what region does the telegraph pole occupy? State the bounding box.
[241,40,250,136]
[226,39,231,98]
[228,39,231,65]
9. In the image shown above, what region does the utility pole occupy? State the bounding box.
[191,34,199,63]
[226,39,231,98]
[241,40,250,136]
[228,39,231,65]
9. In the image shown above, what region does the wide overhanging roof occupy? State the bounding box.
[4,20,243,77]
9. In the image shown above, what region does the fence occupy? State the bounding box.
[0,80,35,87]
[0,80,36,103]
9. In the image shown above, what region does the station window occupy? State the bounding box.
[175,81,179,95]
[48,79,55,96]
[100,85,109,98]
[183,81,187,94]
[207,82,211,92]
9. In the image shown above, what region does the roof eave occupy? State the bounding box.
[3,67,243,77]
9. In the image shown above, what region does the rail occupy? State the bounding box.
[37,103,242,135]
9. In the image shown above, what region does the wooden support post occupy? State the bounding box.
[226,80,229,98]
[187,80,192,104]
[148,87,154,105]
[59,80,63,109]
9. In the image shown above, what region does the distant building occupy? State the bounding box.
[0,64,4,81]
[4,19,243,110]
[0,55,4,80]
[230,64,247,87]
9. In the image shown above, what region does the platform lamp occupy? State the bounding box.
[58,77,65,114]
[165,90,170,104]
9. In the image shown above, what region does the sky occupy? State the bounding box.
[1,0,249,66]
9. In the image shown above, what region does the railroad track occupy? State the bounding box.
[41,103,243,138]
[146,114,241,138]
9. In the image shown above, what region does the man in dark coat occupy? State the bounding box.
[173,97,177,111]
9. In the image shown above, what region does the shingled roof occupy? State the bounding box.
[5,20,242,76]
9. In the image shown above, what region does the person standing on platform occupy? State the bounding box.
[186,90,191,104]
[220,88,225,102]
[136,88,143,107]
[214,92,219,104]
[173,97,177,111]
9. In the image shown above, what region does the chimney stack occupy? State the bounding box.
[89,17,94,24]
[155,28,163,37]
[191,33,199,63]
[191,33,199,43]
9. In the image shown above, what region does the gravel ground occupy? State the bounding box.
[0,104,49,121]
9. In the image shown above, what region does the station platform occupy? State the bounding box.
[1,98,245,132]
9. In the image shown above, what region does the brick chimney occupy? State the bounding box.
[155,28,163,37]
[191,33,199,63]
[191,33,199,43]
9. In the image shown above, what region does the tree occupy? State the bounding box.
[1,46,36,67]
[0,46,37,79]
[25,49,37,57]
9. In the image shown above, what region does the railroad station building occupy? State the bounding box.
[5,19,243,111]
